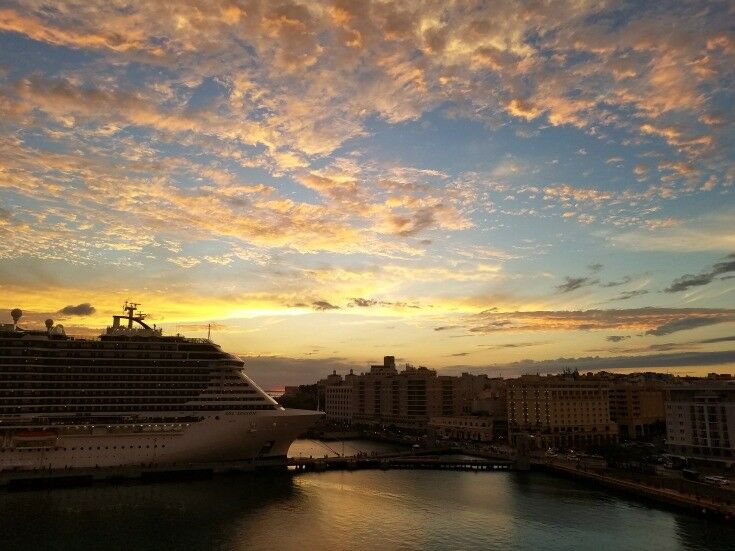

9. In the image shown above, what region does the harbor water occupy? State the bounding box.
[0,440,733,551]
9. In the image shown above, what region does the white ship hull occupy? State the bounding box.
[0,409,321,473]
[1,303,324,481]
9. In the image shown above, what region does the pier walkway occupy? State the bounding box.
[0,448,519,488]
[287,454,515,472]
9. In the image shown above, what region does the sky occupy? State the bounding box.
[1,1,734,387]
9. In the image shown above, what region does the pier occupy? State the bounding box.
[0,447,520,488]
[287,454,515,473]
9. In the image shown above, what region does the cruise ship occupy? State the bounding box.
[0,303,321,477]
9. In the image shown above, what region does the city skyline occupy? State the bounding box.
[1,1,735,386]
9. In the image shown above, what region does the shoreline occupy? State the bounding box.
[3,437,734,526]
[533,459,735,523]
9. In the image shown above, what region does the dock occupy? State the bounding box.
[0,448,520,488]
[287,454,515,472]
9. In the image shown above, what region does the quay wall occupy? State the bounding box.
[538,461,735,522]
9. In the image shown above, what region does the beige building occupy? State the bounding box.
[609,382,665,439]
[507,374,618,449]
[429,416,494,442]
[665,383,735,464]
[324,378,354,423]
[323,356,489,430]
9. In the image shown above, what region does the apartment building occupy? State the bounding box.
[609,382,665,439]
[323,356,488,430]
[665,383,735,464]
[507,374,618,449]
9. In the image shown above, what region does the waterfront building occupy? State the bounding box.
[470,379,508,440]
[429,415,494,442]
[324,372,354,424]
[507,374,618,449]
[665,383,735,465]
[322,357,488,430]
[608,382,666,440]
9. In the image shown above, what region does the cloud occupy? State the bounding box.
[645,315,735,336]
[312,300,340,311]
[633,164,649,176]
[612,211,735,252]
[506,98,542,121]
[665,253,735,292]
[440,351,735,377]
[556,276,598,293]
[600,276,633,287]
[167,256,202,269]
[434,326,460,331]
[349,298,378,307]
[606,335,630,342]
[608,289,649,302]
[699,335,735,344]
[469,307,735,335]
[479,341,549,350]
[57,303,96,316]
[597,334,735,354]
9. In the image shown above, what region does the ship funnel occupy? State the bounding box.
[10,308,22,330]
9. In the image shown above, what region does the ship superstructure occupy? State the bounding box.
[0,303,320,474]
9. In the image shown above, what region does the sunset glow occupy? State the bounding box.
[1,1,734,386]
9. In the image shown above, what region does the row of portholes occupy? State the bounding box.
[68,444,167,451]
[0,444,166,452]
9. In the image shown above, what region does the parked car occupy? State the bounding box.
[703,475,729,486]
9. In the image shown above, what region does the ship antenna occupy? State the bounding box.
[207,323,211,340]
[123,301,140,329]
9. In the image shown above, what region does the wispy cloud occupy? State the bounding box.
[311,300,340,311]
[469,308,735,335]
[556,276,599,293]
[607,289,649,302]
[665,253,735,292]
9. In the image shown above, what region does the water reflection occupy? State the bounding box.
[0,475,300,551]
[0,442,734,551]
[675,515,735,551]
